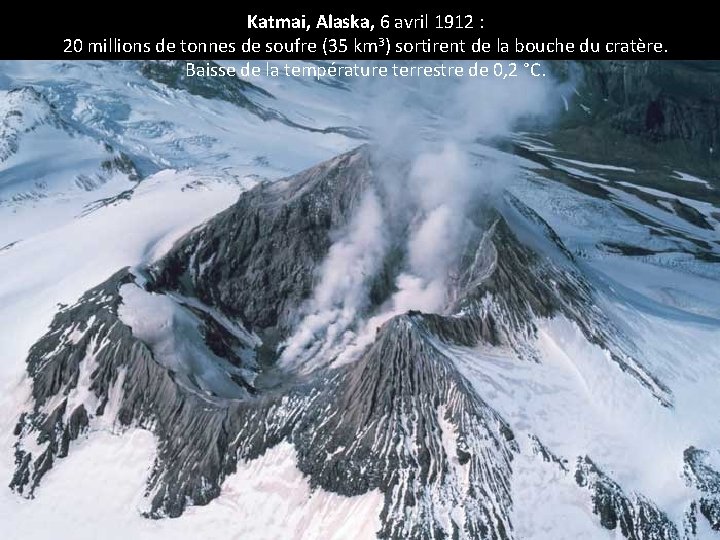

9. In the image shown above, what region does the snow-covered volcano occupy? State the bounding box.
[1,60,719,540]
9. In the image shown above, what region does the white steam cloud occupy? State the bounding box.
[279,190,386,369]
[281,63,558,370]
[394,144,474,311]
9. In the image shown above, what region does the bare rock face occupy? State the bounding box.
[684,446,720,532]
[149,147,375,333]
[574,456,679,540]
[10,266,517,538]
[293,313,518,540]
[10,146,679,538]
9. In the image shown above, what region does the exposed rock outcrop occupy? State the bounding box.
[575,456,680,540]
[684,446,720,532]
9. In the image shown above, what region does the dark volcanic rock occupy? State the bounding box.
[669,199,714,230]
[292,313,517,540]
[575,456,679,540]
[10,267,517,538]
[684,446,720,531]
[150,147,375,333]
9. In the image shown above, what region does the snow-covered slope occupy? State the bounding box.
[0,86,142,245]
[1,60,719,540]
[0,60,359,247]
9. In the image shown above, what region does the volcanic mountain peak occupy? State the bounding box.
[8,144,690,538]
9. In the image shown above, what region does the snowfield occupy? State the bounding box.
[0,432,383,540]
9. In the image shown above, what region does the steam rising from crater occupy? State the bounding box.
[279,190,386,365]
[280,63,558,369]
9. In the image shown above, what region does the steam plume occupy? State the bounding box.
[282,63,558,369]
